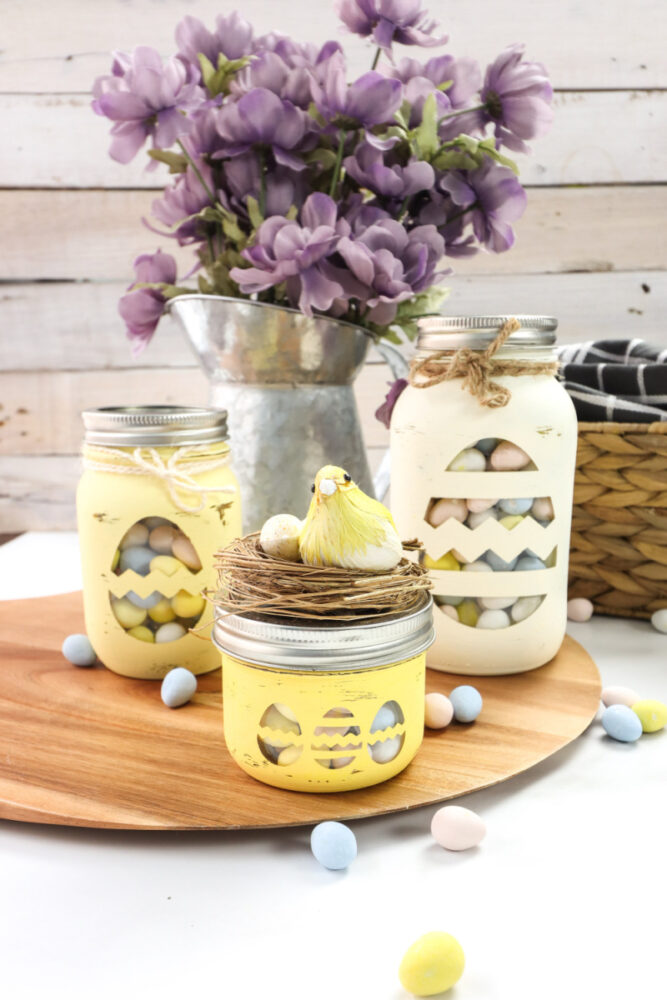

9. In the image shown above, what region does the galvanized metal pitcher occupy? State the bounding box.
[167,295,407,532]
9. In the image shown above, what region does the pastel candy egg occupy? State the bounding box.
[260,513,303,561]
[479,595,517,610]
[369,735,402,763]
[515,556,546,572]
[511,595,543,622]
[172,534,202,571]
[498,497,533,516]
[499,514,524,531]
[448,448,486,472]
[127,625,155,643]
[148,598,176,624]
[277,745,302,766]
[477,608,511,629]
[155,622,187,643]
[440,604,459,621]
[485,550,518,572]
[601,686,642,708]
[119,523,149,549]
[310,821,357,870]
[435,595,463,607]
[148,524,177,554]
[111,597,147,629]
[262,704,300,733]
[466,497,498,514]
[463,560,492,573]
[143,516,170,529]
[274,702,299,724]
[111,549,120,572]
[567,597,594,622]
[150,555,185,577]
[449,685,482,722]
[61,633,96,667]
[330,755,354,769]
[450,549,469,564]
[632,699,667,733]
[489,441,531,471]
[424,552,461,572]
[467,508,498,530]
[457,600,479,627]
[475,437,499,455]
[127,590,161,609]
[171,589,206,619]
[601,704,643,742]
[371,703,399,732]
[650,608,667,633]
[161,666,197,708]
[119,546,154,576]
[399,931,465,997]
[532,497,555,520]
[431,805,486,851]
[424,692,454,729]
[427,498,468,527]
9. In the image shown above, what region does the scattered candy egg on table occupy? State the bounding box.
[650,608,667,633]
[484,550,518,572]
[448,448,486,472]
[148,524,177,553]
[440,605,459,622]
[127,625,155,643]
[567,597,594,622]
[424,552,460,572]
[449,685,482,723]
[119,545,154,575]
[111,597,147,629]
[259,513,303,561]
[601,705,643,743]
[148,598,176,624]
[601,685,642,708]
[424,692,454,729]
[155,622,187,643]
[399,931,465,997]
[149,554,185,576]
[172,534,202,571]
[467,507,498,530]
[498,497,533,516]
[431,805,486,851]
[310,821,357,870]
[457,600,479,627]
[532,497,554,520]
[511,595,543,622]
[427,498,468,527]
[61,633,96,667]
[126,590,161,609]
[477,609,511,629]
[499,514,525,531]
[632,699,667,734]
[489,441,531,471]
[171,590,206,619]
[466,497,498,513]
[161,666,197,708]
[119,523,149,549]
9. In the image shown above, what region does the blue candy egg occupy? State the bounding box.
[484,550,518,572]
[119,545,154,576]
[475,437,499,455]
[161,667,197,708]
[61,633,96,667]
[449,685,483,723]
[601,704,643,743]
[498,498,533,516]
[310,821,357,870]
[515,555,546,572]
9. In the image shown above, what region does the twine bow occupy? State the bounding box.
[82,444,236,514]
[409,317,558,408]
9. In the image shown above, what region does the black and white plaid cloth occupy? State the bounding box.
[556,339,667,423]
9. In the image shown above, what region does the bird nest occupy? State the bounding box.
[213,533,432,621]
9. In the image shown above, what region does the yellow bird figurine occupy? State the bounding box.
[299,465,403,572]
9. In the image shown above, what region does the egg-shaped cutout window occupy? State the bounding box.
[258,703,303,765]
[435,594,545,628]
[368,733,405,764]
[447,439,537,472]
[313,707,362,770]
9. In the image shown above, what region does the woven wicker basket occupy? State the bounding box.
[568,421,667,618]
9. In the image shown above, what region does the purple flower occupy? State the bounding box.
[222,154,306,218]
[175,12,254,70]
[233,39,342,109]
[337,0,447,50]
[118,250,177,352]
[439,160,527,252]
[92,47,202,163]
[391,54,483,137]
[375,378,407,427]
[344,141,434,200]
[214,88,312,169]
[313,52,403,128]
[149,164,215,245]
[230,193,348,314]
[336,219,445,324]
[481,44,553,153]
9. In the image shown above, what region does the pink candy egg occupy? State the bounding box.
[489,441,531,471]
[431,805,486,851]
[567,597,594,622]
[466,498,498,513]
[424,692,454,729]
[601,685,642,708]
[428,498,468,527]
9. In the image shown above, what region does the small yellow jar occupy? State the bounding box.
[213,596,434,793]
[77,406,241,679]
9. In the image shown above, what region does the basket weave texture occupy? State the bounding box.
[569,421,667,618]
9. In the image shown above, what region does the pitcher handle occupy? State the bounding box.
[370,340,409,501]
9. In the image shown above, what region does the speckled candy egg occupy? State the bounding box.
[119,545,154,576]
[424,692,454,729]
[567,598,594,622]
[260,513,303,561]
[489,441,531,471]
[448,448,486,472]
[601,704,643,743]
[161,667,197,708]
[476,609,510,629]
[439,605,459,622]
[531,497,554,521]
[601,685,642,708]
[511,595,543,622]
[449,685,483,723]
[498,497,533,516]
[650,609,667,633]
[61,633,96,667]
[155,622,187,643]
[428,498,468,527]
[172,534,202,571]
[466,497,498,514]
[431,805,486,851]
[632,699,667,733]
[399,932,465,997]
[467,508,498,530]
[310,821,357,870]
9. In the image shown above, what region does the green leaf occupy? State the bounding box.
[432,149,479,171]
[477,138,519,175]
[413,92,439,159]
[198,52,249,97]
[437,79,454,92]
[147,149,188,173]
[246,195,263,230]
[286,204,298,221]
[304,147,338,170]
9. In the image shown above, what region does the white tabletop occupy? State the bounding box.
[0,532,664,1000]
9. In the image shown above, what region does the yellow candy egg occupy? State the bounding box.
[171,590,206,619]
[148,598,176,624]
[111,548,120,572]
[111,597,147,630]
[399,931,465,996]
[499,514,524,531]
[632,699,667,733]
[149,555,185,576]
[127,625,155,643]
[424,551,461,572]
[277,745,302,766]
[457,599,479,627]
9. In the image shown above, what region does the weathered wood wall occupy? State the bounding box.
[1,0,665,529]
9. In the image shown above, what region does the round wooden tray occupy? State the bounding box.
[0,592,601,830]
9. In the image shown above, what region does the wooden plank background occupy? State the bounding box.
[1,0,666,530]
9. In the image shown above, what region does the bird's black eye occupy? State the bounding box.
[344,473,351,482]
[311,484,315,493]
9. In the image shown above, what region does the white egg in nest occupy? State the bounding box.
[259,514,303,561]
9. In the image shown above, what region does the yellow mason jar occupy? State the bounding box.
[213,596,434,793]
[77,406,241,679]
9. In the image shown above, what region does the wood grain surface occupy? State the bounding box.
[0,591,601,831]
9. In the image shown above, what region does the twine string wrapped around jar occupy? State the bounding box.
[409,317,560,407]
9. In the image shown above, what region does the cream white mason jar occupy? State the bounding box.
[390,316,577,675]
[77,406,241,679]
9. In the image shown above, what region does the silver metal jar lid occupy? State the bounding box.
[82,406,228,447]
[418,315,557,351]
[213,594,434,672]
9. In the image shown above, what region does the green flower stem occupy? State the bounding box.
[177,140,216,203]
[328,131,346,198]
[437,103,486,125]
[447,201,479,225]
[258,149,267,218]
[371,47,382,70]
